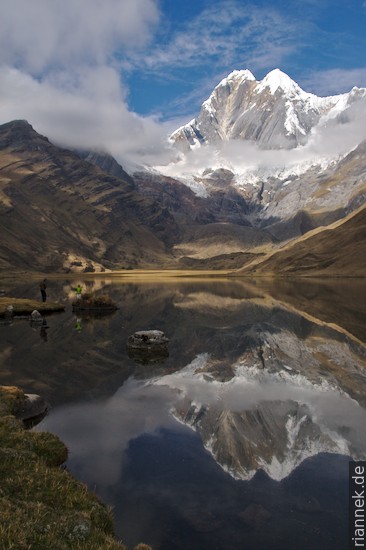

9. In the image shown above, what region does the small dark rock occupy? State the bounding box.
[4,305,14,319]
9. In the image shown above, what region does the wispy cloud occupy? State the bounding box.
[134,2,302,74]
[302,68,366,96]
[130,0,309,122]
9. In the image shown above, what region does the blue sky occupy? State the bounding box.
[0,0,365,164]
[125,0,366,119]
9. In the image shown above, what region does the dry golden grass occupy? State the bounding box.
[237,203,366,278]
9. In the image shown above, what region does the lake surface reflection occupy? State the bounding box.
[1,276,366,550]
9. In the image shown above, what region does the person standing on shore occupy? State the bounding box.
[40,279,47,302]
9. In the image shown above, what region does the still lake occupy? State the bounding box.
[1,276,366,550]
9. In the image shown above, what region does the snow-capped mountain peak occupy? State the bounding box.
[170,68,366,153]
[257,68,301,95]
[217,69,256,88]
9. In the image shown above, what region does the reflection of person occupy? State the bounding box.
[40,318,49,342]
[40,279,47,302]
[75,318,82,332]
[74,284,83,300]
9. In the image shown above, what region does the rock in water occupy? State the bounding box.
[30,310,43,321]
[127,330,169,348]
[127,330,169,364]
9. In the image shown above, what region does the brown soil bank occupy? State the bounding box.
[0,385,151,550]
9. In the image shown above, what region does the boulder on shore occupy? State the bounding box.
[14,393,48,421]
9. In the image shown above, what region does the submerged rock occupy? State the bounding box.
[127,330,169,349]
[127,330,169,364]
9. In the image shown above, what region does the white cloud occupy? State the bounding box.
[0,0,160,74]
[0,0,171,167]
[0,0,365,171]
[0,66,173,167]
[156,96,366,180]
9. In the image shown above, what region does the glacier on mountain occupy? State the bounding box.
[170,68,365,151]
[155,69,366,200]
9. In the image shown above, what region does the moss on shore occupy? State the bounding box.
[0,297,65,317]
[0,386,152,550]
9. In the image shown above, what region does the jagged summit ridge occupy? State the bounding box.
[170,68,364,151]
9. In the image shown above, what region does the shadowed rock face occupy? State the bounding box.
[75,150,135,185]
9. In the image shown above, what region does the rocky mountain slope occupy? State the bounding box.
[1,68,366,275]
[161,69,366,258]
[0,120,279,272]
[0,120,176,272]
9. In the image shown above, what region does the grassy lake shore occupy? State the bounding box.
[0,297,65,317]
[0,386,152,550]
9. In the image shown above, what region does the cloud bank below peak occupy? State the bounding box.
[156,95,366,183]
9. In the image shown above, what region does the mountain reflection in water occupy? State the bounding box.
[1,276,366,550]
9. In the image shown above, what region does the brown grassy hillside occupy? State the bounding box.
[0,120,174,272]
[237,204,366,277]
